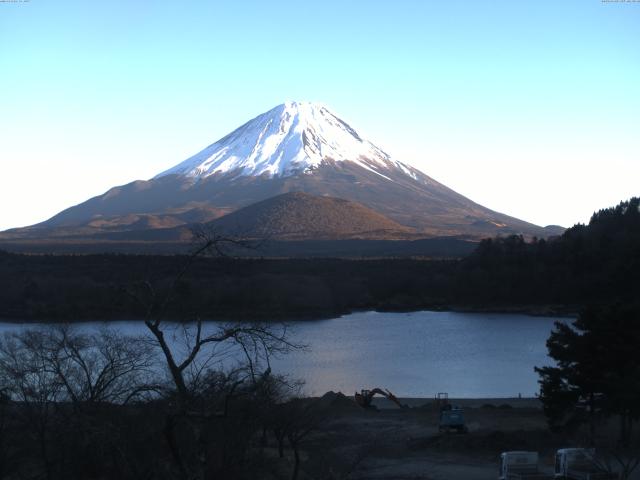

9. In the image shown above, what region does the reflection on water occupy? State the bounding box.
[0,310,566,398]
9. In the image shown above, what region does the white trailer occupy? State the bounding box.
[554,448,618,480]
[499,451,554,480]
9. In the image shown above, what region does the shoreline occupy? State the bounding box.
[366,396,542,409]
[0,304,578,324]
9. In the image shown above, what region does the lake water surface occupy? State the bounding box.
[0,311,567,398]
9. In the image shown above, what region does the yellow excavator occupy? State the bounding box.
[354,388,408,409]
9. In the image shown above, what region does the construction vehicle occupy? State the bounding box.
[354,388,407,409]
[436,392,468,433]
[499,451,554,480]
[554,448,618,480]
[439,403,468,433]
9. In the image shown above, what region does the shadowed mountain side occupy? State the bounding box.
[18,192,416,243]
[33,162,551,239]
[0,204,230,241]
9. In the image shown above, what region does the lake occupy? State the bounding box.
[0,310,567,398]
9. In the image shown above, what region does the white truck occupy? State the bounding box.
[499,451,554,480]
[554,448,618,480]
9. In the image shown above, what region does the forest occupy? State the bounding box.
[1,198,638,322]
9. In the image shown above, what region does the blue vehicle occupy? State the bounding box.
[439,403,468,433]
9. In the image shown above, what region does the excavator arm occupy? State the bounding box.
[382,389,407,409]
[354,388,408,409]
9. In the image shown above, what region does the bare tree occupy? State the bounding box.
[123,227,303,479]
[0,326,160,479]
[608,448,640,480]
[0,385,14,479]
[0,330,64,480]
[592,442,640,480]
[127,227,300,408]
[286,399,325,480]
[0,229,303,480]
[266,396,327,480]
[43,326,157,406]
[1,327,157,407]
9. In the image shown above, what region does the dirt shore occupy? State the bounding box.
[275,394,638,480]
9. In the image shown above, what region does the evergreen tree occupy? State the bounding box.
[536,304,640,445]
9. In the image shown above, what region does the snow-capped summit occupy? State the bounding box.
[155,101,415,180]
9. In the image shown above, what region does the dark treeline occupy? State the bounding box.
[460,197,640,307]
[0,254,458,321]
[0,197,638,322]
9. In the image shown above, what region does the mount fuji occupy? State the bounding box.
[2,101,562,248]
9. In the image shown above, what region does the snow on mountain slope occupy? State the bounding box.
[154,101,417,181]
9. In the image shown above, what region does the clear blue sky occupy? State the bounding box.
[1,0,638,230]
